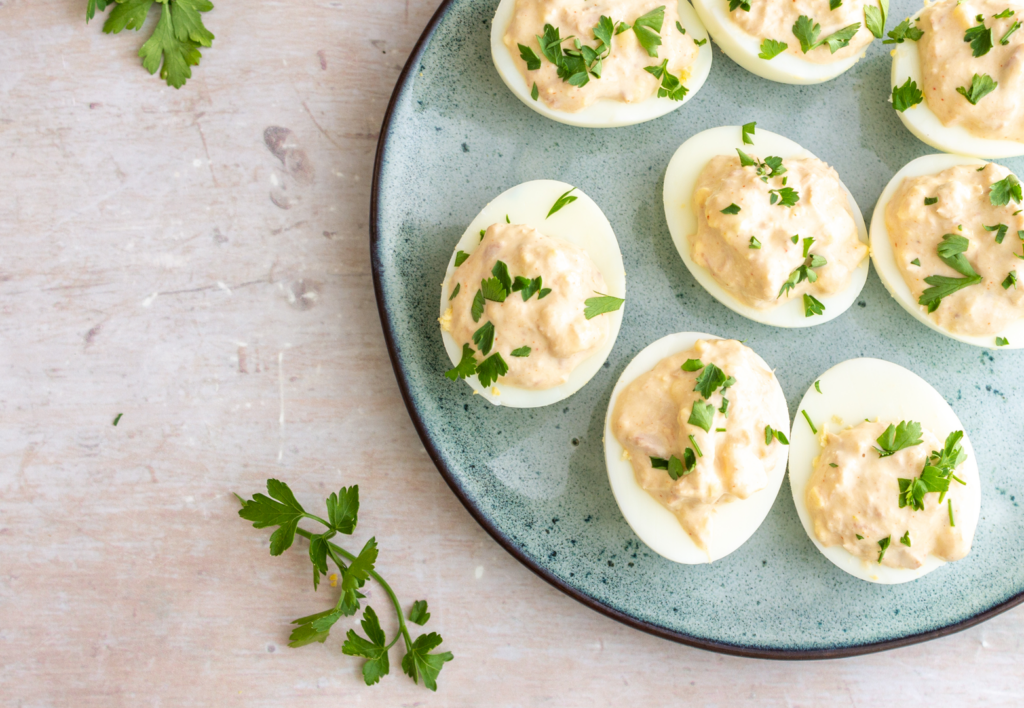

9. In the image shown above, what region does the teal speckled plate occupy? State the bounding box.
[370,0,1024,658]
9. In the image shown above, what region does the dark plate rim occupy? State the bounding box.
[367,0,1024,660]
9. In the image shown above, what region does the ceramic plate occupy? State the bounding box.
[370,0,1024,657]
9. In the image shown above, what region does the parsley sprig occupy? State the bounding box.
[957,73,999,105]
[965,15,995,57]
[644,59,689,101]
[898,431,967,511]
[758,38,789,59]
[892,77,924,112]
[884,18,923,44]
[919,234,982,313]
[792,15,861,54]
[779,237,826,298]
[237,480,453,691]
[990,174,1022,206]
[874,420,922,457]
[87,0,215,89]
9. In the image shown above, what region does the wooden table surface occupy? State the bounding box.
[2,1,1022,705]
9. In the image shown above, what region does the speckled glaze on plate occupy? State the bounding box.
[370,0,1024,658]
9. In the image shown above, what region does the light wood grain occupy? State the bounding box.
[1,1,1022,705]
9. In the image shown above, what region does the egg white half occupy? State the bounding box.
[789,357,981,584]
[603,332,790,564]
[869,153,1024,349]
[664,125,870,328]
[439,180,626,407]
[691,0,866,84]
[490,0,713,128]
[891,11,1024,159]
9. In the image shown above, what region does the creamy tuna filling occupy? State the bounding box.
[885,163,1024,336]
[690,154,867,310]
[442,223,609,390]
[611,339,787,550]
[728,0,875,64]
[504,0,700,112]
[917,0,1024,143]
[806,420,970,570]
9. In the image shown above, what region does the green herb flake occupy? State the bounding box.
[956,73,999,105]
[925,196,938,205]
[445,344,477,382]
[884,18,923,44]
[472,321,495,356]
[804,293,826,317]
[742,121,756,145]
[650,456,669,470]
[865,0,888,39]
[583,292,625,319]
[682,358,705,372]
[892,77,924,112]
[856,533,864,539]
[985,223,1009,243]
[749,236,762,249]
[830,462,839,468]
[547,187,578,218]
[537,287,552,299]
[814,380,822,393]
[877,535,891,563]
[632,6,665,57]
[875,420,923,457]
[1002,271,1017,289]
[911,258,921,266]
[112,413,123,426]
[729,0,751,10]
[802,409,817,434]
[479,229,486,240]
[693,362,730,399]
[721,203,741,215]
[990,174,1022,206]
[688,400,716,433]
[454,250,470,267]
[900,531,911,547]
[791,234,799,244]
[476,352,508,388]
[758,38,789,59]
[996,336,1010,346]
[1000,19,1021,44]
[518,43,542,70]
[531,83,539,101]
[510,346,532,357]
[948,499,955,526]
[830,0,843,8]
[448,283,460,301]
[964,17,994,57]
[676,20,685,33]
[689,434,703,457]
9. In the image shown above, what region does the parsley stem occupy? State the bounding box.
[295,527,413,653]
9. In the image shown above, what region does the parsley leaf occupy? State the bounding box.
[804,293,826,317]
[112,412,123,426]
[471,289,485,322]
[454,250,470,267]
[667,450,697,479]
[891,77,924,112]
[779,237,826,298]
[749,236,762,249]
[643,59,689,100]
[769,186,800,207]
[510,346,532,357]
[964,17,994,57]
[537,24,566,65]
[476,352,509,388]
[584,292,625,319]
[793,15,822,52]
[238,479,305,556]
[650,456,669,469]
[937,233,975,276]
[408,600,431,626]
[956,73,999,105]
[730,0,751,10]
[865,0,888,39]
[1001,19,1021,44]
[884,18,924,44]
[444,344,477,382]
[877,535,891,563]
[911,258,921,266]
[342,606,390,686]
[87,0,115,22]
[402,632,454,691]
[759,38,788,59]
[742,121,756,144]
[547,187,578,218]
[874,420,923,457]
[996,335,1009,346]
[693,362,729,399]
[830,0,843,8]
[633,6,665,57]
[925,196,938,205]
[764,425,789,445]
[481,277,508,303]
[448,283,460,301]
[136,0,215,89]
[721,203,741,214]
[472,321,495,355]
[1003,271,1017,289]
[920,274,983,312]
[990,174,1022,206]
[821,23,861,51]
[682,358,704,371]
[518,43,541,70]
[513,275,543,301]
[985,223,1009,243]
[688,400,716,432]
[900,531,911,546]
[531,82,539,100]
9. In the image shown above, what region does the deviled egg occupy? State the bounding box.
[491,0,712,127]
[870,154,1024,349]
[664,125,869,327]
[439,180,626,407]
[789,358,980,584]
[604,333,790,563]
[890,0,1024,158]
[692,0,884,84]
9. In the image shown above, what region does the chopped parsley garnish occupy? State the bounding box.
[956,73,999,105]
[510,346,531,357]
[669,450,697,480]
[1001,19,1021,44]
[985,223,1009,243]
[643,59,689,100]
[676,20,685,33]
[814,380,822,393]
[583,292,625,319]
[512,275,543,301]
[476,352,508,388]
[650,456,669,469]
[481,277,508,303]
[997,336,1010,346]
[758,38,788,59]
[948,499,955,526]
[749,236,762,249]
[924,196,938,205]
[877,535,891,563]
[472,321,495,355]
[856,533,863,539]
[830,0,843,9]
[449,283,460,301]
[716,427,727,432]
[994,8,1015,18]
[531,83,539,101]
[688,400,715,433]
[900,531,911,546]
[764,425,789,445]
[454,250,470,267]
[769,186,800,207]
[897,430,966,511]
[779,237,827,298]
[547,187,577,218]
[633,6,665,57]
[719,397,729,416]
[681,358,704,372]
[721,203,741,215]
[919,234,982,312]
[616,21,631,34]
[875,420,922,457]
[964,15,994,57]
[792,15,861,54]
[791,234,799,244]
[729,0,751,11]
[518,43,541,70]
[689,434,703,457]
[742,121,756,145]
[1002,271,1017,289]
[537,287,552,299]
[492,260,513,291]
[884,18,923,44]
[990,174,1022,206]
[830,463,839,468]
[693,362,732,399]
[911,258,921,266]
[471,290,485,322]
[535,23,609,87]
[803,293,825,317]
[479,229,486,240]
[892,77,923,112]
[445,344,477,381]
[694,37,707,46]
[736,150,787,184]
[864,0,888,39]
[112,412,123,426]
[801,410,817,434]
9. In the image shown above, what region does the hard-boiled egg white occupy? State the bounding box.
[891,9,1024,159]
[439,180,625,407]
[664,125,869,328]
[789,357,981,584]
[869,153,1024,349]
[603,332,790,564]
[490,0,712,128]
[691,0,866,84]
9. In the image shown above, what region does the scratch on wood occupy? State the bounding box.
[300,101,342,150]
